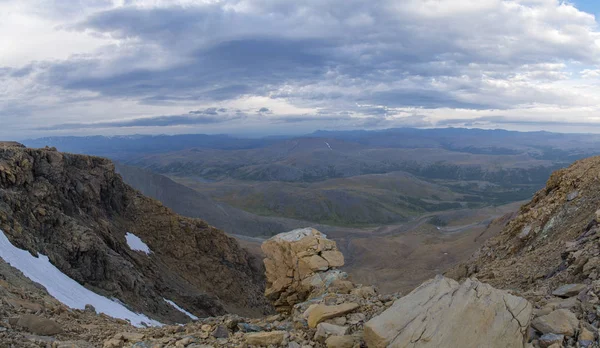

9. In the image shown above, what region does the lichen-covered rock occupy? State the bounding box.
[364,276,532,348]
[244,331,287,346]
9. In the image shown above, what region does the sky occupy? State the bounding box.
[3,0,600,139]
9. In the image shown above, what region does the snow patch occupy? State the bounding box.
[125,232,151,254]
[325,142,332,150]
[0,230,161,327]
[164,299,199,321]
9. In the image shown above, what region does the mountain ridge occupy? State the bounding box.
[0,143,271,325]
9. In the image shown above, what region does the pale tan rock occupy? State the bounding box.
[307,303,359,328]
[532,309,579,336]
[245,331,287,345]
[321,250,344,267]
[103,339,123,348]
[578,325,595,345]
[364,276,532,348]
[325,335,355,348]
[301,255,329,271]
[303,304,320,319]
[262,228,351,312]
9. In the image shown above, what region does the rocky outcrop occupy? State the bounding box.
[446,155,600,347]
[0,145,270,324]
[262,228,347,313]
[364,275,533,348]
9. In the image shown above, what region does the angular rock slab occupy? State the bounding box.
[531,309,579,336]
[364,276,532,348]
[551,284,587,298]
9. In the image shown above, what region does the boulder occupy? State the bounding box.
[363,276,532,348]
[262,228,348,312]
[307,303,359,328]
[245,331,287,346]
[12,315,63,336]
[531,309,579,336]
[552,284,587,298]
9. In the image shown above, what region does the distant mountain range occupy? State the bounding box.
[23,128,600,227]
[24,127,600,161]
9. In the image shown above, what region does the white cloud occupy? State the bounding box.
[2,0,600,137]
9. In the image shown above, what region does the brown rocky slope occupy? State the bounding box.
[447,155,600,347]
[0,143,270,324]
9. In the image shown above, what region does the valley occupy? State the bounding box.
[23,128,600,295]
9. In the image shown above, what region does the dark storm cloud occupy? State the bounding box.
[39,37,328,103]
[38,111,244,130]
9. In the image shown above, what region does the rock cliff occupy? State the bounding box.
[0,143,270,325]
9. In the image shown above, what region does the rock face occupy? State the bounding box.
[364,275,532,348]
[262,228,347,312]
[0,145,270,324]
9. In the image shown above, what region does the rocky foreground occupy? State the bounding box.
[0,227,572,348]
[4,148,600,347]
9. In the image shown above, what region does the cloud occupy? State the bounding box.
[3,0,600,137]
[437,116,600,128]
[257,107,272,114]
[38,110,245,130]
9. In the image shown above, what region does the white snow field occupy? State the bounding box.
[0,230,162,327]
[164,299,199,321]
[125,232,151,254]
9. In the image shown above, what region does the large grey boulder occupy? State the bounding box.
[364,276,532,348]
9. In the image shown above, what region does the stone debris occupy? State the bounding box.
[4,218,600,348]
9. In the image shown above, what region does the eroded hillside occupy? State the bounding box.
[0,143,270,325]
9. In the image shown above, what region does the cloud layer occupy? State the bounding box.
[2,0,600,138]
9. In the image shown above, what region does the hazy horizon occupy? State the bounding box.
[14,125,600,143]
